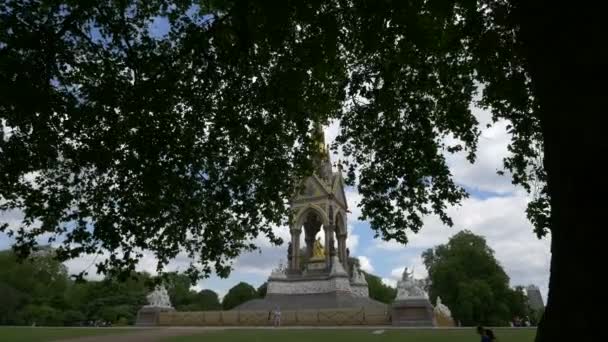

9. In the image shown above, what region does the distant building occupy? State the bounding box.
[526,285,544,311]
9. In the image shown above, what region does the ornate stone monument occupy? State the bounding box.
[236,124,383,310]
[391,268,435,326]
[136,284,175,326]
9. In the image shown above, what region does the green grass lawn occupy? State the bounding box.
[0,326,142,342]
[165,328,536,342]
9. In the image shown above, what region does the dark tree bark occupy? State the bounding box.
[516,2,607,340]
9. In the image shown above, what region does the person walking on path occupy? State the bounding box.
[273,306,281,327]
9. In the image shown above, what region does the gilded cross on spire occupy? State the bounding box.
[313,121,328,158]
[312,121,332,181]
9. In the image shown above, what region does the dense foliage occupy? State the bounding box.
[0,0,546,280]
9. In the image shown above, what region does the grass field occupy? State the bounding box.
[0,327,536,342]
[165,328,536,342]
[0,326,140,342]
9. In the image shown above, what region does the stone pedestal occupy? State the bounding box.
[351,283,369,297]
[305,259,327,273]
[135,306,175,326]
[391,299,436,327]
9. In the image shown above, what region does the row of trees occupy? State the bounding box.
[0,246,409,325]
[0,249,222,326]
[1,229,539,327]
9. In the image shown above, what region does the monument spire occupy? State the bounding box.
[312,121,332,181]
[313,121,328,158]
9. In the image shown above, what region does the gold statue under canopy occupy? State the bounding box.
[310,237,325,261]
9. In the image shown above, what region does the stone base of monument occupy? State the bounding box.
[136,306,175,326]
[304,259,327,273]
[391,299,436,327]
[235,256,384,311]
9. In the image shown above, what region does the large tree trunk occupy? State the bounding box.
[516,2,606,341]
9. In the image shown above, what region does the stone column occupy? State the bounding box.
[294,230,301,271]
[324,225,334,267]
[337,234,348,269]
[290,228,300,271]
[336,234,344,262]
[304,219,321,259]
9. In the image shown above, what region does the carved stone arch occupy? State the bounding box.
[334,210,348,236]
[293,204,330,231]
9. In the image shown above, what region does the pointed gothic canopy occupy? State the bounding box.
[288,123,350,273]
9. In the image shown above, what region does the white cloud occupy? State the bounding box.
[326,119,341,147]
[63,253,107,281]
[346,224,359,254]
[372,191,550,297]
[227,225,292,277]
[390,267,404,279]
[0,209,23,233]
[344,189,364,223]
[326,109,549,299]
[445,107,514,194]
[358,256,374,273]
[374,240,404,252]
[366,105,550,299]
[381,277,397,288]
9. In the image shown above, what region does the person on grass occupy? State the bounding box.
[477,326,491,342]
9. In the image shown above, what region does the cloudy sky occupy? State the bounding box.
[0,105,551,302]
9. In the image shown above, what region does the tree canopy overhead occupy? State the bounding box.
[1,0,537,278]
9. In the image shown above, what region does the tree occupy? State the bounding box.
[77,272,148,324]
[0,282,23,324]
[193,289,222,311]
[256,282,268,298]
[18,304,63,326]
[0,249,71,324]
[423,231,518,326]
[1,1,602,339]
[221,282,258,310]
[165,272,196,310]
[364,273,396,304]
[507,286,530,323]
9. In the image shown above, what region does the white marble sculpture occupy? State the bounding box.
[434,296,452,318]
[270,260,287,279]
[351,263,367,285]
[395,267,427,300]
[145,285,173,308]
